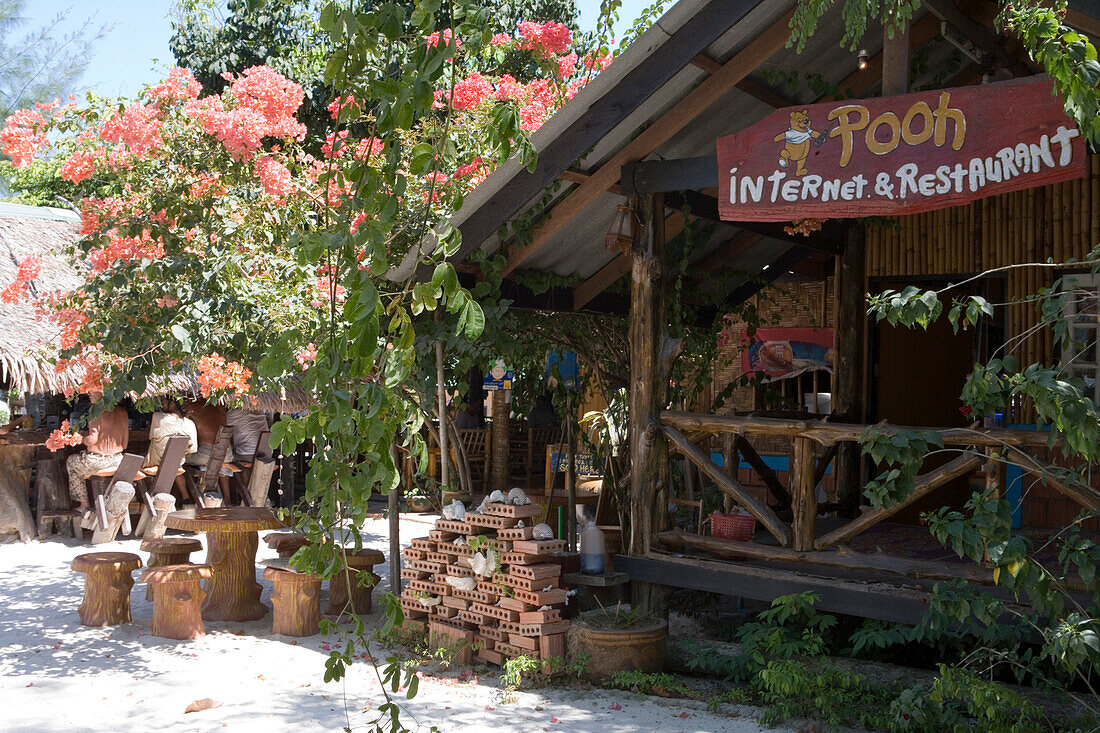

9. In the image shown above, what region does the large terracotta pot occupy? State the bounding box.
[568,610,667,681]
[406,496,434,513]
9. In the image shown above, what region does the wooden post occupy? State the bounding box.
[834,223,867,516]
[435,336,450,492]
[490,388,508,494]
[790,437,818,552]
[388,445,401,598]
[566,401,577,551]
[881,17,910,97]
[629,193,671,618]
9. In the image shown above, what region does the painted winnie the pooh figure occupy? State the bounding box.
[773,110,822,176]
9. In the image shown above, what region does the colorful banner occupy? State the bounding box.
[742,328,833,380]
[717,77,1086,221]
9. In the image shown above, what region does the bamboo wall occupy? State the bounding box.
[867,154,1100,380]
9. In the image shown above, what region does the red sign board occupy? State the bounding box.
[717,77,1086,222]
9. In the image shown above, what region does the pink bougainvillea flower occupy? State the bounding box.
[196,353,252,397]
[99,102,163,155]
[0,108,49,166]
[518,21,572,56]
[45,420,84,452]
[451,72,495,111]
[254,155,294,198]
[59,150,97,184]
[145,68,201,106]
[296,343,317,370]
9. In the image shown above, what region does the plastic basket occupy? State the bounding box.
[709,511,755,542]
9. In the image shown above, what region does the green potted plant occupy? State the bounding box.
[404,485,435,513]
[567,600,667,682]
[440,483,471,508]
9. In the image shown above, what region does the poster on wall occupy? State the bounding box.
[717,77,1086,222]
[742,328,834,380]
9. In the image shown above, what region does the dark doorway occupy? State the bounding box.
[871,281,983,523]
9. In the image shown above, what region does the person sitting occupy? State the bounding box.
[456,401,483,429]
[226,407,269,462]
[183,400,233,497]
[526,394,557,429]
[66,402,129,515]
[145,398,199,496]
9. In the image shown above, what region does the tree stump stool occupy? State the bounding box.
[141,564,213,640]
[327,549,384,615]
[141,537,203,601]
[263,532,310,558]
[263,566,322,637]
[71,552,143,626]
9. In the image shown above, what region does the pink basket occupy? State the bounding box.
[710,511,756,542]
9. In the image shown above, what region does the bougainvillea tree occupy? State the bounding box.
[1,0,618,706]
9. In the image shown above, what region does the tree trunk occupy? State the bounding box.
[628,193,672,619]
[491,389,508,494]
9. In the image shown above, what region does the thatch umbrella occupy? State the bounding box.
[0,203,313,413]
[0,203,83,394]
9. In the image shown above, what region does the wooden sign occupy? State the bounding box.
[717,77,1085,222]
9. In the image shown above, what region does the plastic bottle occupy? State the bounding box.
[579,521,606,574]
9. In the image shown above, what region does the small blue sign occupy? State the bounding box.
[545,350,579,390]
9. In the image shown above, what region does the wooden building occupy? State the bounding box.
[422,0,1100,623]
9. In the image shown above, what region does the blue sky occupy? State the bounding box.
[18,1,655,99]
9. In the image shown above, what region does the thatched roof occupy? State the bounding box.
[0,203,312,412]
[0,203,84,394]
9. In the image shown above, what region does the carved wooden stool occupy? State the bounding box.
[263,532,310,558]
[141,564,213,640]
[71,552,143,626]
[327,548,384,615]
[141,537,203,601]
[263,565,322,637]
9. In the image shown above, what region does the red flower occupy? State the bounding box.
[959,405,972,417]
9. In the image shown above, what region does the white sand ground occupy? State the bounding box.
[0,514,786,733]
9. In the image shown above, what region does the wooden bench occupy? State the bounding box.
[263,560,322,636]
[183,427,232,507]
[71,552,142,626]
[141,564,213,640]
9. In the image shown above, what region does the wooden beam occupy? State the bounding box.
[659,410,1056,448]
[693,231,761,273]
[573,209,687,310]
[691,53,795,109]
[658,530,996,584]
[1067,8,1100,39]
[833,223,867,515]
[621,156,718,196]
[922,0,1033,75]
[448,0,764,270]
[733,434,792,508]
[815,453,984,549]
[790,437,818,551]
[617,551,942,625]
[833,13,943,96]
[881,18,911,96]
[663,424,792,547]
[501,8,797,277]
[1007,450,1100,510]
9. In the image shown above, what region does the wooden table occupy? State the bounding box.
[166,507,283,622]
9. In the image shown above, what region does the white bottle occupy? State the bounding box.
[579,521,606,574]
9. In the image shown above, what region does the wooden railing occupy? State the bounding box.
[659,411,1094,574]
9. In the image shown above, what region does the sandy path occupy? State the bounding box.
[0,515,783,733]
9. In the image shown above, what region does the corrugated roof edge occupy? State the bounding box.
[387,0,711,281]
[0,201,80,222]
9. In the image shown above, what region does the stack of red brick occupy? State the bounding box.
[398,500,569,666]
